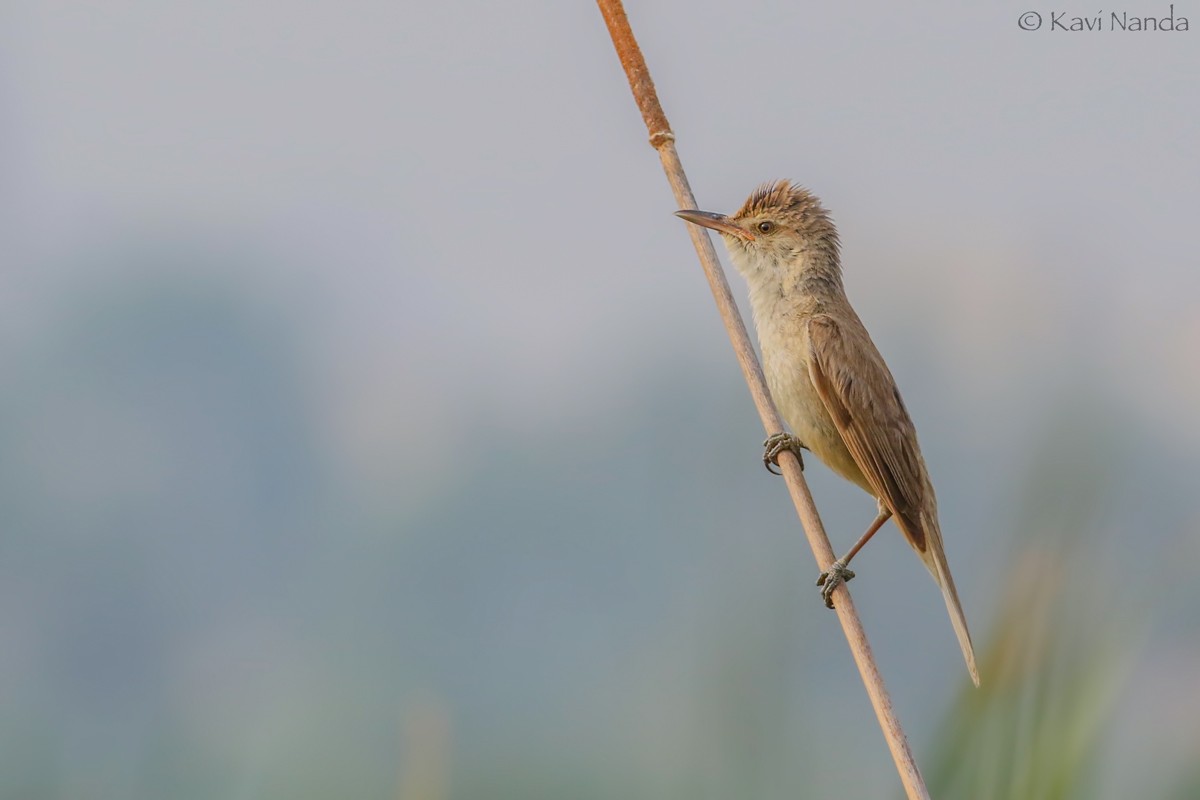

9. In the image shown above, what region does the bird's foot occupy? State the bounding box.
[816,559,856,609]
[762,432,805,475]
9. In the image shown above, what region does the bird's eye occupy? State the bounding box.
[756,221,774,234]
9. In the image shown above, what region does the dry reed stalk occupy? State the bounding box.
[594,2,932,797]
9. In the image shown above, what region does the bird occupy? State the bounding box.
[676,180,979,686]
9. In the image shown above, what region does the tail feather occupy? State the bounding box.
[931,547,980,687]
[915,514,980,686]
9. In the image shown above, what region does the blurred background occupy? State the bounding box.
[2,1,1198,798]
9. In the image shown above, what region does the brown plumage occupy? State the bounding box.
[676,181,979,686]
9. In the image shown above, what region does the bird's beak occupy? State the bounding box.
[674,209,754,241]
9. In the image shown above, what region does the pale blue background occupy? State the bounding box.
[2,2,1197,797]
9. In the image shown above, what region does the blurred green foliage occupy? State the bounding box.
[1,271,1192,800]
[922,413,1138,800]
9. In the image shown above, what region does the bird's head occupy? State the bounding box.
[675,180,840,281]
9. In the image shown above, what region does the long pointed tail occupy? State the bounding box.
[932,552,980,687]
[920,515,980,686]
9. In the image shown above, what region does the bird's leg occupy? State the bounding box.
[817,506,893,609]
[762,432,805,475]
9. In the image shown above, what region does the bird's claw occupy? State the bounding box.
[816,559,855,609]
[762,432,805,475]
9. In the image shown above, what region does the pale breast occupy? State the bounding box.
[759,321,873,495]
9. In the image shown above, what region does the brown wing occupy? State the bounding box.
[805,313,928,553]
[807,313,981,685]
